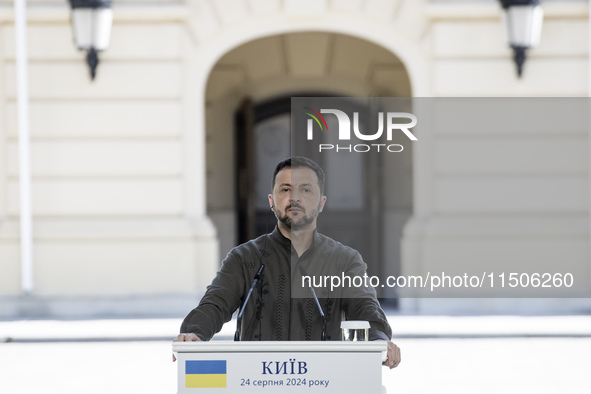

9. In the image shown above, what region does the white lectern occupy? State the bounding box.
[173,341,387,394]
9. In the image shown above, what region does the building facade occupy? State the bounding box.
[0,0,589,317]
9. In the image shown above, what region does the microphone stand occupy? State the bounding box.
[234,207,275,341]
[234,264,265,341]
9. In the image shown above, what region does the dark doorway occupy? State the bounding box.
[235,97,291,242]
[235,95,386,296]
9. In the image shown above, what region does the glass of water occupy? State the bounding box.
[340,320,370,341]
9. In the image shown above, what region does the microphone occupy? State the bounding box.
[234,264,265,341]
[235,206,273,340]
[298,265,327,341]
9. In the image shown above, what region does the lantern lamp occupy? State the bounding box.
[69,0,113,80]
[499,0,544,77]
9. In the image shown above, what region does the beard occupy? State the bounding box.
[274,203,319,231]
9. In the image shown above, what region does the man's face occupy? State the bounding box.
[269,167,326,231]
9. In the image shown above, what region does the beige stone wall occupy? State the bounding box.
[428,3,588,96]
[0,3,218,304]
[403,1,590,312]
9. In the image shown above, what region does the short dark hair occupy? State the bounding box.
[272,156,325,195]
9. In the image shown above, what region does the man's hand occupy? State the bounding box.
[382,341,401,369]
[174,333,202,342]
[172,333,202,361]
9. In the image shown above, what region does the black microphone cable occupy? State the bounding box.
[298,264,327,341]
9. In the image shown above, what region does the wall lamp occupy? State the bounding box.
[499,0,544,78]
[69,0,113,80]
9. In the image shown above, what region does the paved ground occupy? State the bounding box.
[1,315,590,394]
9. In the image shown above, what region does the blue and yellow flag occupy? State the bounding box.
[185,360,227,388]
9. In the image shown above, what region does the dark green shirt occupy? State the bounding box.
[181,227,392,341]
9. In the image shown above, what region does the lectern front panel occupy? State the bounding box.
[173,341,386,394]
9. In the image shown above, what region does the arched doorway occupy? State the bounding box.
[205,32,413,300]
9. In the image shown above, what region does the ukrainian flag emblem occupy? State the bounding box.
[185,360,227,388]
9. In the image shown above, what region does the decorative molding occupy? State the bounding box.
[425,1,588,20]
[0,4,189,23]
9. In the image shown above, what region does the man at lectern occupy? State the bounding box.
[175,156,401,369]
